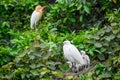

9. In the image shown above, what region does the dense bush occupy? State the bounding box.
[87,26,120,79]
[0,28,94,79]
[45,0,120,31]
[0,0,47,66]
[0,0,120,79]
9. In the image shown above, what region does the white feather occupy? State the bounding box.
[30,11,41,29]
[63,40,85,65]
[80,50,90,68]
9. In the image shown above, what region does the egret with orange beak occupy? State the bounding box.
[30,5,46,29]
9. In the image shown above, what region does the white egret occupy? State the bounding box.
[30,5,46,29]
[63,40,85,72]
[80,50,90,68]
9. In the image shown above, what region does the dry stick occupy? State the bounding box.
[63,61,99,78]
[76,60,99,75]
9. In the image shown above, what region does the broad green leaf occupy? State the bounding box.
[40,68,50,75]
[77,4,82,10]
[29,64,36,69]
[112,29,119,34]
[105,36,111,41]
[102,72,112,78]
[79,15,83,22]
[105,34,115,41]
[97,54,105,61]
[15,57,21,63]
[95,43,102,48]
[117,33,120,38]
[52,71,63,78]
[69,3,75,7]
[84,5,90,14]
[36,63,45,68]
[21,74,25,79]
[66,75,74,79]
[70,18,75,23]
[92,35,100,40]
[30,70,39,76]
[63,18,67,23]
[40,43,48,49]
[105,27,111,32]
[29,55,35,60]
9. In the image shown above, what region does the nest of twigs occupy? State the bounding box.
[62,61,98,79]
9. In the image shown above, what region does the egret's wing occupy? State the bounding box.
[63,45,74,61]
[63,44,85,65]
[68,44,85,65]
[30,11,40,29]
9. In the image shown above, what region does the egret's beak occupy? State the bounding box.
[42,6,46,9]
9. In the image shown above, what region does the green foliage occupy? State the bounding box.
[87,26,120,79]
[0,0,47,66]
[46,0,92,31]
[0,46,13,66]
[0,0,120,79]
[105,9,120,27]
[88,27,120,61]
[0,26,95,79]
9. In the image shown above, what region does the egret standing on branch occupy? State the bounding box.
[63,40,85,72]
[30,5,46,29]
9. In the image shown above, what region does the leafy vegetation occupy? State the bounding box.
[0,0,120,79]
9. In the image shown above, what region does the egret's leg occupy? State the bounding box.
[35,22,37,30]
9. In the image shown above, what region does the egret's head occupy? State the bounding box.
[35,5,46,11]
[80,50,86,55]
[63,40,71,45]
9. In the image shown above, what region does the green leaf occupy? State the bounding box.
[15,57,21,63]
[79,15,83,22]
[52,71,63,78]
[97,54,105,61]
[105,27,111,32]
[110,34,115,39]
[36,63,45,68]
[77,4,82,10]
[40,43,48,49]
[70,18,75,23]
[113,30,119,34]
[29,55,35,60]
[105,34,115,41]
[21,74,25,79]
[117,33,120,38]
[69,3,75,7]
[40,68,50,75]
[84,5,90,14]
[92,35,100,40]
[63,18,67,23]
[30,70,39,76]
[29,64,36,69]
[105,37,110,42]
[95,43,102,48]
[66,75,74,79]
[102,72,112,78]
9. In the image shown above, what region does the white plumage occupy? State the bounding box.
[30,5,46,29]
[30,11,41,29]
[63,40,85,72]
[80,50,90,68]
